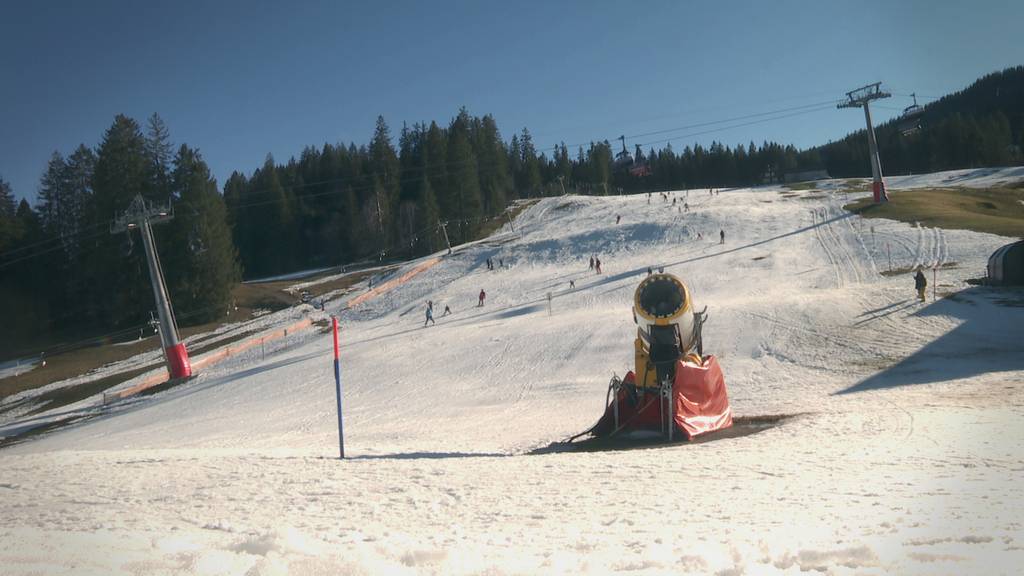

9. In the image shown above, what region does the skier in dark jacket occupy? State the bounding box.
[478,289,486,307]
[914,268,927,302]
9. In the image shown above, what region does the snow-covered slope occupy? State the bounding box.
[2,169,1023,575]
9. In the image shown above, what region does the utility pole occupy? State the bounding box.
[504,209,515,232]
[838,82,891,203]
[439,219,452,255]
[557,175,567,196]
[111,194,191,379]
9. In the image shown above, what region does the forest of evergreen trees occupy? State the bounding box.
[2,66,1022,356]
[0,115,238,354]
[807,66,1024,177]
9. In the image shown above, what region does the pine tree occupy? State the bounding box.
[0,175,18,252]
[519,128,542,197]
[447,111,483,243]
[86,114,152,328]
[165,144,240,324]
[475,115,512,215]
[36,151,68,235]
[0,175,15,218]
[145,113,174,199]
[370,116,400,253]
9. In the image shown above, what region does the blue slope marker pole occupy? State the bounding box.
[332,315,345,459]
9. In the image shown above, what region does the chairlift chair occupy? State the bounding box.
[898,93,924,136]
[614,135,634,168]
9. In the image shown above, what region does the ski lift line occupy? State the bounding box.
[0,198,214,264]
[0,226,115,270]
[0,218,114,260]
[0,197,218,263]
[0,97,819,269]
[613,100,837,142]
[891,92,940,101]
[0,89,901,266]
[3,291,262,361]
[633,104,836,149]
[556,100,838,151]
[221,153,497,205]
[529,89,847,142]
[216,97,852,208]
[226,156,519,212]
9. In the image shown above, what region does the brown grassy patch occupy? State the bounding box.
[475,200,539,238]
[785,181,818,191]
[844,187,1024,237]
[0,268,371,404]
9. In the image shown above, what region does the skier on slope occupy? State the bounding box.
[914,268,928,302]
[442,304,452,316]
[424,302,435,326]
[478,289,486,307]
[720,229,725,244]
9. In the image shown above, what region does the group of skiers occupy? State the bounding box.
[588,255,602,274]
[423,299,452,326]
[485,257,503,270]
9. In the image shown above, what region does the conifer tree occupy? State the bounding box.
[165,144,240,323]
[145,113,174,200]
[86,114,153,327]
[447,111,483,243]
[0,175,18,252]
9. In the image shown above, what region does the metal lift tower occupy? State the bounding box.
[111,194,192,379]
[838,83,891,203]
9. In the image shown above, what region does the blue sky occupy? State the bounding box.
[2,0,1022,202]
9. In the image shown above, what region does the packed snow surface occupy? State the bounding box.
[2,169,1023,575]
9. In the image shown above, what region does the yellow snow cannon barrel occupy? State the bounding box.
[632,273,696,388]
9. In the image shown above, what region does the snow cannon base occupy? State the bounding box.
[593,355,732,441]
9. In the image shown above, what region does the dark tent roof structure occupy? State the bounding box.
[988,240,1024,285]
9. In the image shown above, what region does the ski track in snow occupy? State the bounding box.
[1,170,1023,575]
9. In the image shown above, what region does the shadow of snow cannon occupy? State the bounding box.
[589,273,733,441]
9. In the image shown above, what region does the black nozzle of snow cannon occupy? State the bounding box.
[638,276,684,319]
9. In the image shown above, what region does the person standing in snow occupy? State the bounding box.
[616,215,621,224]
[589,256,594,270]
[914,268,928,302]
[595,257,602,274]
[424,303,435,326]
[720,229,725,244]
[684,202,689,213]
[443,304,452,316]
[478,289,486,307]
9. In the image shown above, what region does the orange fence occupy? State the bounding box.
[103,255,444,403]
[103,317,314,403]
[346,256,441,309]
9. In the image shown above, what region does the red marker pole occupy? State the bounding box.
[332,315,345,459]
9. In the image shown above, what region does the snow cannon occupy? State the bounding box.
[591,273,733,441]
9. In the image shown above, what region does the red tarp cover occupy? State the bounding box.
[594,355,733,439]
